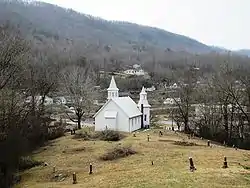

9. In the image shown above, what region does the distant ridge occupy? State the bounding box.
[0,0,215,54]
[1,0,248,58]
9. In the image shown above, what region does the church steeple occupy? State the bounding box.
[138,86,150,107]
[107,76,119,100]
[138,86,151,128]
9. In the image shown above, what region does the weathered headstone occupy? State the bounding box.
[223,156,228,168]
[89,163,93,174]
[189,157,196,172]
[72,172,77,184]
[159,131,163,137]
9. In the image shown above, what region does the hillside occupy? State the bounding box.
[0,0,213,55]
[16,128,250,188]
[236,49,250,57]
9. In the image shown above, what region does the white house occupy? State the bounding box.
[133,64,141,69]
[169,83,178,89]
[135,69,145,76]
[163,98,181,105]
[124,68,146,76]
[124,69,136,75]
[145,86,156,92]
[94,76,151,132]
[25,95,53,106]
[54,97,67,105]
[194,103,248,119]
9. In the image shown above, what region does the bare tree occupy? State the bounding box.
[215,65,250,143]
[0,25,61,187]
[0,25,29,90]
[25,51,60,114]
[171,67,198,133]
[192,83,222,139]
[61,58,95,129]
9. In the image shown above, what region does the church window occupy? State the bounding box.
[144,114,147,121]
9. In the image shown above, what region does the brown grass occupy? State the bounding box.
[15,129,250,188]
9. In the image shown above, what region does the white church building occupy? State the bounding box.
[93,76,151,132]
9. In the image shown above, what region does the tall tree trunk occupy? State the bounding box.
[77,115,82,129]
[223,105,229,143]
[184,117,190,133]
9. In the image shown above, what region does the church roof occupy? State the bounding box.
[107,76,119,91]
[113,97,142,118]
[93,96,142,118]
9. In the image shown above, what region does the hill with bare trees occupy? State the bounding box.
[0,0,215,55]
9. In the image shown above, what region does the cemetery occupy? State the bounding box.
[16,127,250,188]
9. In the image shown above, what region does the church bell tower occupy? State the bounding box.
[107,76,119,100]
[138,86,151,128]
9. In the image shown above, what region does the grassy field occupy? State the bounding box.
[16,129,250,188]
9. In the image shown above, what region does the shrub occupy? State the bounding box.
[100,146,137,161]
[96,129,124,141]
[18,156,43,171]
[73,129,124,141]
[173,141,199,146]
[73,129,94,140]
[48,125,65,140]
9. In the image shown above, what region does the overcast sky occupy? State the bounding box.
[40,0,250,50]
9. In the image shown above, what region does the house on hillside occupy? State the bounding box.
[54,97,67,105]
[93,76,151,132]
[124,69,146,76]
[169,83,179,89]
[163,98,181,105]
[194,103,248,119]
[133,64,141,69]
[145,86,156,92]
[25,95,53,106]
[123,64,147,76]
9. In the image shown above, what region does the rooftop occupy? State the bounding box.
[113,96,142,118]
